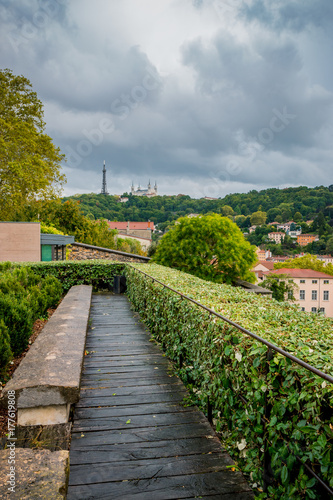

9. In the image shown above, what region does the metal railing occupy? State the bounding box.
[128,265,333,496]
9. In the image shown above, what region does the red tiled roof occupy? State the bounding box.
[254,261,275,270]
[266,268,333,279]
[107,221,155,230]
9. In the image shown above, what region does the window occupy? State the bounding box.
[312,290,317,300]
[301,307,305,311]
[300,279,305,284]
[323,290,329,301]
[324,280,329,284]
[287,290,293,299]
[319,307,325,315]
[299,290,305,300]
[311,307,317,313]
[312,280,317,284]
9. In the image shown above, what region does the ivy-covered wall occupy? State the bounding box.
[125,263,333,500]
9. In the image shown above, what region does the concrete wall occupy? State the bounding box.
[0,222,40,262]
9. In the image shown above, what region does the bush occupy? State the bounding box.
[125,263,333,499]
[0,267,63,359]
[0,294,33,356]
[0,320,12,375]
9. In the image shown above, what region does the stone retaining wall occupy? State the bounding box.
[68,242,150,263]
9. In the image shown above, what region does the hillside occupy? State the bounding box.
[63,185,333,228]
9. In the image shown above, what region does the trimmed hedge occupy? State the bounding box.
[125,263,333,500]
[18,260,125,292]
[0,267,62,362]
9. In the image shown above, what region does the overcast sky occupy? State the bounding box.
[1,0,333,198]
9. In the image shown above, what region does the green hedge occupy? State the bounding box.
[0,267,62,366]
[125,263,333,500]
[6,260,126,293]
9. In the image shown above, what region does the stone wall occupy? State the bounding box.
[68,242,150,263]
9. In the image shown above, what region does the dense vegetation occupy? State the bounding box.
[153,214,256,284]
[63,185,333,227]
[0,266,62,377]
[0,69,65,220]
[126,263,333,499]
[63,185,333,255]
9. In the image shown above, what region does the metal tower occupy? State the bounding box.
[101,161,109,195]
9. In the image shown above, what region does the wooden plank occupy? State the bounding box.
[74,402,197,420]
[68,453,234,485]
[72,410,207,432]
[71,421,217,448]
[67,470,253,499]
[70,436,224,462]
[79,383,184,398]
[80,375,180,388]
[75,390,187,407]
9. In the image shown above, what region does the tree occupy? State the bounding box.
[153,214,257,284]
[261,274,297,302]
[0,69,65,220]
[250,210,267,226]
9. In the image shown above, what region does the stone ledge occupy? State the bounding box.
[0,448,69,499]
[0,285,92,426]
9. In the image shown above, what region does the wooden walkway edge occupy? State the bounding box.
[67,294,254,499]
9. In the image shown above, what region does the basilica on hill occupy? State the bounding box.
[131,180,158,197]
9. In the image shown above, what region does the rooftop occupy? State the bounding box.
[266,268,333,279]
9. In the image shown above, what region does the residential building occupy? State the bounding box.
[253,260,275,282]
[256,248,272,261]
[297,234,319,247]
[265,268,333,317]
[107,221,155,240]
[268,232,285,244]
[317,255,333,265]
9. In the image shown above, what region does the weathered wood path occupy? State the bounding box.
[67,294,254,499]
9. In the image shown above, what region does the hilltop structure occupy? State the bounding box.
[101,161,109,195]
[131,180,157,197]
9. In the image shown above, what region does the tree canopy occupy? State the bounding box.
[0,69,65,220]
[153,214,257,284]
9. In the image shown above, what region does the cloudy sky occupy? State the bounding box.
[1,0,333,198]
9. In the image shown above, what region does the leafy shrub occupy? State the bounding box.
[0,320,12,375]
[0,294,33,356]
[0,267,63,359]
[125,263,333,499]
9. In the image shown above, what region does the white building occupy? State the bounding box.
[131,181,157,197]
[265,268,333,317]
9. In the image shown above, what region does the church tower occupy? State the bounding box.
[101,161,109,195]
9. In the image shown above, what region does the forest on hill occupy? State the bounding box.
[63,184,333,229]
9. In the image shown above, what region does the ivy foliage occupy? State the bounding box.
[125,263,333,499]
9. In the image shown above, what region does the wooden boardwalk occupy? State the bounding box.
[67,294,254,499]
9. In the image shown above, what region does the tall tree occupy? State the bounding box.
[153,214,257,284]
[0,69,65,219]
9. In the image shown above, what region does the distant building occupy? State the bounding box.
[264,268,333,317]
[107,221,155,240]
[131,181,157,197]
[253,260,275,282]
[297,234,319,247]
[317,255,333,265]
[256,248,272,261]
[268,232,285,244]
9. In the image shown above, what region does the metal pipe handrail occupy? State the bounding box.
[129,266,333,384]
